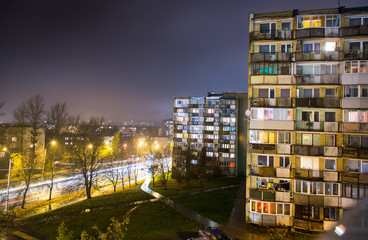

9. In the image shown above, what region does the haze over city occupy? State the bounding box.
[0,0,366,123]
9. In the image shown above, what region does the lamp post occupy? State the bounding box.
[3,148,12,214]
[42,140,56,176]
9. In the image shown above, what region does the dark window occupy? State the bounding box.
[260,23,270,33]
[281,22,291,30]
[325,112,336,122]
[280,89,290,98]
[350,18,361,26]
[302,111,312,121]
[259,89,268,98]
[350,135,361,148]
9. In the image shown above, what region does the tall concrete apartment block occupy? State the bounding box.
[173,92,247,177]
[247,6,368,232]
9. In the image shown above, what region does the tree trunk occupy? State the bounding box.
[21,184,30,209]
[49,177,54,200]
[86,186,92,199]
[113,184,116,192]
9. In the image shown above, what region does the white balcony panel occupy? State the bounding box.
[324,221,338,232]
[276,216,292,226]
[277,75,293,84]
[342,98,368,109]
[324,122,338,132]
[276,168,291,178]
[324,196,339,207]
[342,73,368,85]
[341,197,358,209]
[277,144,291,154]
[250,120,294,130]
[323,171,338,182]
[276,191,291,202]
[324,147,339,157]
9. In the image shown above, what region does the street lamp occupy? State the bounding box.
[42,140,56,175]
[2,148,12,214]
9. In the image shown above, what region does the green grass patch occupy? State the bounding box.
[173,186,238,225]
[27,205,133,238]
[21,184,152,222]
[151,177,240,197]
[125,202,203,240]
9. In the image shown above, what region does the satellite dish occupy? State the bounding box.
[245,110,251,117]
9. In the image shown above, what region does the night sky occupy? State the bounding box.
[0,0,366,123]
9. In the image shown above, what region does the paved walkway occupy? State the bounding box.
[141,175,268,240]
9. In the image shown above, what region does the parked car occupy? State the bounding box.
[198,226,234,240]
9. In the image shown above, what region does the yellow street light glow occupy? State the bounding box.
[88,144,93,149]
[138,140,144,147]
[51,141,56,145]
[3,147,7,151]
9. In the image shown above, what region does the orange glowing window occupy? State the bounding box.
[270,203,275,214]
[263,202,268,213]
[230,162,235,167]
[257,202,262,213]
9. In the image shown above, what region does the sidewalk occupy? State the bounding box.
[141,176,268,240]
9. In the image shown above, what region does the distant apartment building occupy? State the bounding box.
[247,6,368,232]
[173,92,247,177]
[159,118,173,137]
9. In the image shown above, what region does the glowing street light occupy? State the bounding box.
[2,148,12,214]
[42,140,56,175]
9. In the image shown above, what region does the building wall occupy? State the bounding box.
[247,6,368,232]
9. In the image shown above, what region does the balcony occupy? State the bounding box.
[251,52,293,62]
[342,25,368,36]
[342,147,368,159]
[250,75,294,85]
[294,145,324,156]
[296,28,339,38]
[249,189,275,201]
[323,171,340,182]
[249,212,292,226]
[342,73,368,85]
[342,122,368,133]
[342,98,368,109]
[250,98,292,108]
[294,194,324,206]
[342,172,368,184]
[294,168,323,180]
[296,121,339,132]
[250,166,276,177]
[295,51,340,61]
[296,74,340,85]
[250,30,293,41]
[250,143,276,154]
[344,50,368,60]
[295,98,340,108]
[276,168,291,178]
[294,218,324,232]
[250,120,294,131]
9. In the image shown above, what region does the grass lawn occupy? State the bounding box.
[125,202,203,240]
[20,184,152,222]
[151,177,240,197]
[26,205,134,238]
[173,186,238,225]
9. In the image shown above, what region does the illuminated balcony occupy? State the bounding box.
[342,147,368,159]
[250,98,292,108]
[249,212,292,226]
[341,172,368,184]
[342,73,368,85]
[295,51,340,61]
[250,75,294,85]
[294,168,323,180]
[296,121,339,132]
[296,27,339,38]
[344,50,368,60]
[342,98,368,108]
[294,218,324,232]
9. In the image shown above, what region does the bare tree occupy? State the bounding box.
[13,102,27,153]
[45,102,70,201]
[126,160,132,187]
[17,94,45,208]
[70,117,105,199]
[158,154,171,190]
[197,147,210,188]
[147,156,159,187]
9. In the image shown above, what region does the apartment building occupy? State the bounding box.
[173,92,247,177]
[247,6,368,232]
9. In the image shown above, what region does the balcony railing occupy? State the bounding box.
[250,98,292,108]
[342,147,368,159]
[249,166,276,177]
[295,98,340,108]
[251,52,293,62]
[296,28,340,38]
[341,172,368,184]
[249,212,292,226]
[344,50,368,60]
[295,51,340,61]
[296,121,339,132]
[250,30,293,40]
[294,218,324,232]
[342,25,368,36]
[342,122,368,133]
[294,145,341,157]
[294,168,323,180]
[296,74,340,85]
